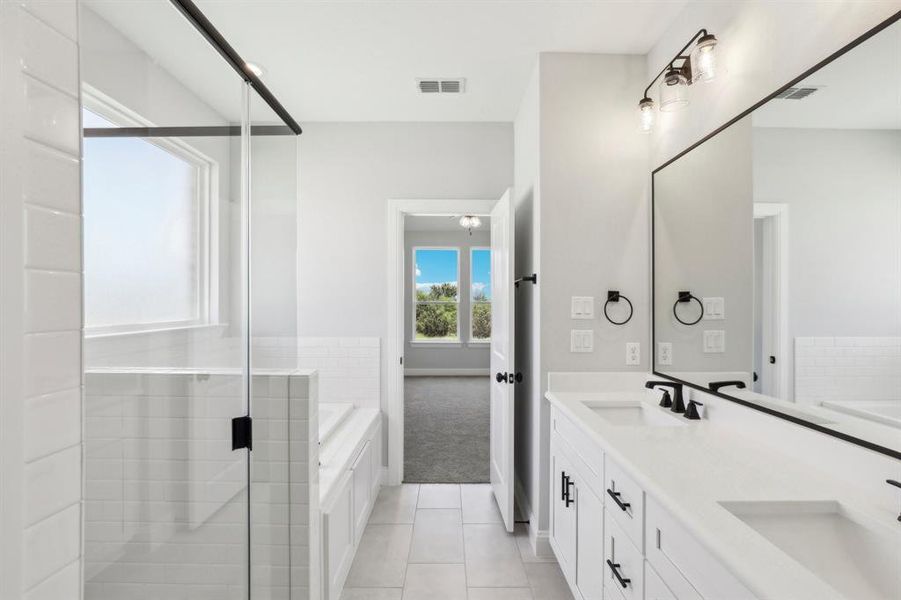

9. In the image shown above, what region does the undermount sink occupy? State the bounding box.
[582,399,686,427]
[719,500,901,600]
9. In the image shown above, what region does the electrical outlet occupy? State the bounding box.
[626,342,640,366]
[658,342,673,365]
[571,296,594,319]
[570,330,594,353]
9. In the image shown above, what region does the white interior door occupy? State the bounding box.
[489,188,515,532]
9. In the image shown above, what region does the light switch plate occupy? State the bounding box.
[571,330,594,353]
[703,297,725,320]
[626,342,640,366]
[703,330,726,353]
[571,296,594,319]
[658,342,673,365]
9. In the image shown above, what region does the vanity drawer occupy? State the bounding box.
[604,509,643,600]
[605,457,644,552]
[551,406,604,495]
[645,496,755,600]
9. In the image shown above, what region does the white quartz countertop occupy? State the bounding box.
[545,389,898,600]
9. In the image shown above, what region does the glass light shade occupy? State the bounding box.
[638,97,655,133]
[692,34,717,82]
[659,68,689,112]
[459,215,482,229]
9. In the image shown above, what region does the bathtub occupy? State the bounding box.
[320,402,354,443]
[821,399,901,429]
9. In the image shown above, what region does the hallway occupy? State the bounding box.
[342,484,574,599]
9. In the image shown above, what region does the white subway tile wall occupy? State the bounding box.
[794,337,901,404]
[83,370,316,600]
[0,1,82,597]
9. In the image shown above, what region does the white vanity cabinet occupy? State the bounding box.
[549,405,757,600]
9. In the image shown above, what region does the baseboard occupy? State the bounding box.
[514,474,554,559]
[404,368,490,377]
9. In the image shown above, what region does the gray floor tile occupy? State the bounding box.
[408,509,464,563]
[341,589,403,600]
[463,523,520,560]
[465,557,529,587]
[402,564,467,600]
[461,484,503,523]
[346,524,413,588]
[468,588,534,600]
[523,563,574,600]
[369,484,420,524]
[417,484,461,509]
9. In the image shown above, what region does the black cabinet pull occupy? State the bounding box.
[606,488,631,512]
[560,471,567,501]
[606,559,631,588]
[565,476,575,507]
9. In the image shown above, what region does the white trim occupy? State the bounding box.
[753,202,790,400]
[386,198,496,486]
[404,368,490,377]
[515,475,553,559]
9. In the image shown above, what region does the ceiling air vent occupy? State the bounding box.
[417,78,466,94]
[775,86,820,100]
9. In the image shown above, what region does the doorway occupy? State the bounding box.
[753,202,789,398]
[403,224,492,482]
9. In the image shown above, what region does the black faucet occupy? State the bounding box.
[645,381,685,413]
[888,480,901,522]
[709,380,746,393]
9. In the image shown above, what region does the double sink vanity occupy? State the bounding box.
[545,373,900,600]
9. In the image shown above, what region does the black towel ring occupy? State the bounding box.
[673,291,704,326]
[604,291,633,326]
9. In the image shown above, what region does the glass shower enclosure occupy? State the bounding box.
[78,1,310,598]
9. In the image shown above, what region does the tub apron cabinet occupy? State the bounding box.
[549,405,755,600]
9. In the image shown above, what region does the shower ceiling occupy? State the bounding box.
[85,0,687,122]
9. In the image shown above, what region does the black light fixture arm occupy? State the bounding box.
[643,28,710,99]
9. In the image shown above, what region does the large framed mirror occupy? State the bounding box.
[652,12,901,459]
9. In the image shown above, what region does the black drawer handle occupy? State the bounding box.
[606,559,631,588]
[560,471,567,501]
[565,476,575,507]
[606,488,631,512]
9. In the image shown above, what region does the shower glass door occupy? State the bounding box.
[79,2,289,598]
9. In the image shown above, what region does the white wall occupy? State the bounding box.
[513,53,649,545]
[297,121,513,454]
[646,1,901,167]
[403,229,491,372]
[0,1,83,598]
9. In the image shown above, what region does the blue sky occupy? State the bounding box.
[415,248,491,299]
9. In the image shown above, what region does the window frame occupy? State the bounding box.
[469,246,491,344]
[81,86,220,336]
[411,246,461,345]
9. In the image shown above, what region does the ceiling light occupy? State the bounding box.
[245,62,265,77]
[459,215,482,235]
[637,28,718,131]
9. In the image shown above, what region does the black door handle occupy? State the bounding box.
[496,372,509,383]
[606,488,631,512]
[606,559,631,588]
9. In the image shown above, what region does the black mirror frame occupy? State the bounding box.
[650,10,901,462]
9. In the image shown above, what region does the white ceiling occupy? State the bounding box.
[754,20,901,130]
[87,0,689,123]
[405,214,490,232]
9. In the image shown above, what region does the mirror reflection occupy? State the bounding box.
[653,20,900,452]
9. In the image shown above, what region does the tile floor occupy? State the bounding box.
[342,483,574,600]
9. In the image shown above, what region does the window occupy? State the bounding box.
[82,102,214,333]
[413,248,460,342]
[471,248,491,341]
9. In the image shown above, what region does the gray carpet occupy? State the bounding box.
[404,376,490,483]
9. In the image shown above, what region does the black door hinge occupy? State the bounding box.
[232,415,253,451]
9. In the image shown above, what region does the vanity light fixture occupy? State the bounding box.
[638,29,718,131]
[459,215,482,236]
